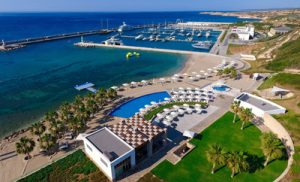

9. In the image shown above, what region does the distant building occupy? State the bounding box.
[231,26,255,41]
[269,26,292,37]
[79,119,166,181]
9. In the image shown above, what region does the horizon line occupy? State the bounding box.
[0,7,300,13]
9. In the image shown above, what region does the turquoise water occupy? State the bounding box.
[0,12,258,138]
[110,91,171,118]
[0,37,185,138]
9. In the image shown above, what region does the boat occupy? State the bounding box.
[135,34,144,40]
[169,36,176,40]
[118,22,132,33]
[187,37,193,42]
[197,32,202,37]
[149,35,155,41]
[205,31,211,38]
[170,32,176,36]
[186,33,192,37]
[102,37,123,46]
[142,37,148,41]
[192,41,213,50]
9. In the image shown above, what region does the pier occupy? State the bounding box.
[0,23,171,51]
[75,82,97,93]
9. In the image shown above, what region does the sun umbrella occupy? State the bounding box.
[186,87,192,91]
[151,101,157,105]
[139,108,145,112]
[183,104,189,107]
[186,108,193,114]
[122,83,129,87]
[166,115,173,121]
[163,108,170,112]
[163,120,171,126]
[178,87,184,90]
[156,113,164,119]
[141,80,147,83]
[178,109,185,115]
[200,70,205,73]
[170,112,178,117]
[183,73,188,76]
[172,77,178,81]
[196,74,201,78]
[179,95,185,100]
[174,74,179,77]
[131,81,137,85]
[145,104,151,108]
[173,105,180,109]
[195,104,201,108]
[111,86,118,90]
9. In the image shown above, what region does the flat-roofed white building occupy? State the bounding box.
[234,92,286,117]
[82,128,135,181]
[231,26,255,41]
[80,118,166,181]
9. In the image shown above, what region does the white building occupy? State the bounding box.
[234,92,286,117]
[80,119,166,181]
[231,26,255,41]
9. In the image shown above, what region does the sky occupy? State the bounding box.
[0,0,300,12]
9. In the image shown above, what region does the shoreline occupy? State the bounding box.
[200,11,261,20]
[0,48,209,141]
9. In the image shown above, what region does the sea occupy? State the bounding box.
[0,12,257,138]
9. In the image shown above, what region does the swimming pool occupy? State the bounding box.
[212,85,230,92]
[110,91,171,118]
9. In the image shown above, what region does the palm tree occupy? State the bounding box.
[67,117,84,136]
[239,108,254,130]
[230,101,240,124]
[230,69,238,79]
[16,137,35,160]
[39,133,57,155]
[226,151,249,178]
[261,132,285,166]
[107,88,118,100]
[49,120,64,138]
[29,122,46,140]
[206,144,226,174]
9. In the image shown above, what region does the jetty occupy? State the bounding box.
[75,82,97,93]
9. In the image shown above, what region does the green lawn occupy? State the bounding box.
[18,150,109,182]
[258,73,300,90]
[151,112,287,182]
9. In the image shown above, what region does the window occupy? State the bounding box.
[100,158,108,167]
[86,144,93,152]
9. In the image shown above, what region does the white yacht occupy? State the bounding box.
[192,41,213,50]
[149,35,155,41]
[135,34,144,40]
[205,31,211,38]
[197,31,202,37]
[102,37,123,46]
[118,22,132,33]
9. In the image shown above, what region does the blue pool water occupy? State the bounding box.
[212,85,230,92]
[110,91,170,118]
